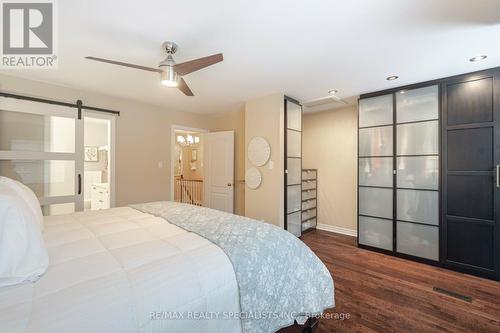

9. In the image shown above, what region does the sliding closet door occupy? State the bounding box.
[359,86,440,259]
[0,97,84,215]
[358,94,394,251]
[285,98,302,237]
[396,85,440,261]
[443,72,500,279]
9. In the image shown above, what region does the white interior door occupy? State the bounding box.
[203,131,234,213]
[0,96,84,215]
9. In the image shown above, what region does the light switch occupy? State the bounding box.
[269,161,274,169]
[158,161,163,168]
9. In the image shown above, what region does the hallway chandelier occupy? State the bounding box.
[177,134,200,146]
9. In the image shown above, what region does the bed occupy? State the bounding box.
[0,202,334,333]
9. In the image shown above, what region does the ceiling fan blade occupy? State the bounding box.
[174,53,223,76]
[177,78,194,96]
[85,56,162,73]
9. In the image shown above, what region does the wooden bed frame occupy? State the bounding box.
[278,317,319,333]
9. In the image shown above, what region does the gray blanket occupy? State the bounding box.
[131,201,334,333]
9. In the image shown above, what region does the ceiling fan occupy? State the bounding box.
[85,41,223,96]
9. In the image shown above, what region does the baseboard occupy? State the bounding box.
[316,223,357,237]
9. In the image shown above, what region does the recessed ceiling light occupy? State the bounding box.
[386,75,399,81]
[469,55,487,62]
[328,89,338,95]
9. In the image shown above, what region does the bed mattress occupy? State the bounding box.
[0,207,242,333]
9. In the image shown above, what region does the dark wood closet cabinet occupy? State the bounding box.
[358,66,500,281]
[441,70,500,280]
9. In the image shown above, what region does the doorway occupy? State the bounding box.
[170,125,235,213]
[172,127,205,206]
[83,112,115,211]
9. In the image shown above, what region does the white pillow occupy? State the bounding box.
[0,177,44,231]
[0,182,49,287]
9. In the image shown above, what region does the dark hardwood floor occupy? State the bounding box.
[293,229,500,333]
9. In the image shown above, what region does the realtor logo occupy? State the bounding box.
[1,0,57,68]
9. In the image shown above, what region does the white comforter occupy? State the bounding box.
[0,207,242,333]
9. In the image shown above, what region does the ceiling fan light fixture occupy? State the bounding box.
[160,67,179,87]
[85,41,223,96]
[161,79,178,87]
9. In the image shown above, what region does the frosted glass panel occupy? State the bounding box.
[397,121,438,155]
[287,100,302,131]
[359,94,393,128]
[287,158,301,185]
[359,187,393,219]
[287,184,301,213]
[287,130,301,158]
[359,126,393,156]
[0,109,75,153]
[397,189,438,225]
[396,85,439,123]
[397,222,439,260]
[359,216,393,250]
[359,157,393,187]
[287,211,301,237]
[0,160,75,197]
[397,156,439,190]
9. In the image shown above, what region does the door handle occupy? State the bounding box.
[497,165,500,188]
[227,183,233,187]
[78,174,82,195]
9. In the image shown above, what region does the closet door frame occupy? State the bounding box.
[357,94,395,254]
[284,95,303,237]
[358,82,443,267]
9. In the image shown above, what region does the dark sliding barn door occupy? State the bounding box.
[442,71,500,279]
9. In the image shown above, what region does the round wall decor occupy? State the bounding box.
[248,136,271,167]
[245,167,262,190]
